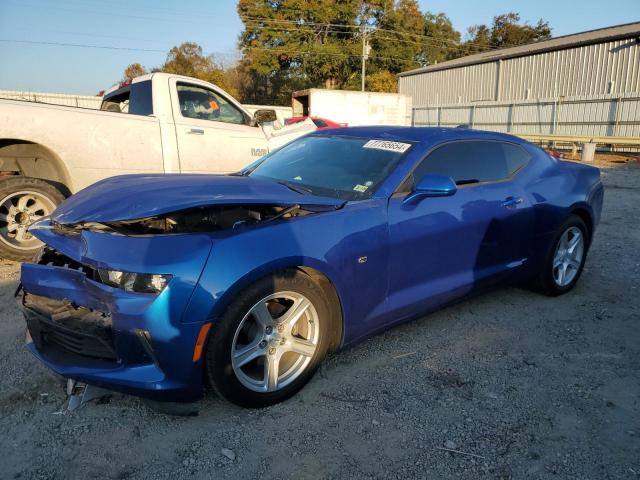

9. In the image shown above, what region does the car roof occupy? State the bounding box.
[312,126,528,147]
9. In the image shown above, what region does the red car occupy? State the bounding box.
[285,116,347,129]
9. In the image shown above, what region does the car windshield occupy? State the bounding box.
[248,135,412,200]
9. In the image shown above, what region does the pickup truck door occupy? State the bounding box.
[169,78,268,173]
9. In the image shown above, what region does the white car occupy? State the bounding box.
[0,73,315,260]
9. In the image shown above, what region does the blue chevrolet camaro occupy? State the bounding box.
[19,127,604,407]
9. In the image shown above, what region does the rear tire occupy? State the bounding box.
[205,270,331,408]
[534,214,589,296]
[0,176,65,262]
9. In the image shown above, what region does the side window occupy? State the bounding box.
[409,141,529,189]
[99,80,153,116]
[501,143,530,174]
[176,83,247,125]
[128,80,153,116]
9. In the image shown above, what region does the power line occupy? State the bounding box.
[241,20,489,53]
[0,38,408,63]
[239,14,501,52]
[0,39,167,53]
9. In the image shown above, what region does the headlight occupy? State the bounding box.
[97,269,171,294]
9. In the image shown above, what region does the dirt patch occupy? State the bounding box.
[0,164,639,479]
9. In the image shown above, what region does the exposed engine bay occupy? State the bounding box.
[51,204,324,236]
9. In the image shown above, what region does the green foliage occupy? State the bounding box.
[120,42,240,98]
[367,70,397,92]
[237,2,552,103]
[422,12,461,64]
[464,12,552,54]
[121,7,552,106]
[159,42,240,98]
[122,63,147,82]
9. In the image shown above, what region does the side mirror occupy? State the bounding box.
[403,174,457,204]
[251,109,277,126]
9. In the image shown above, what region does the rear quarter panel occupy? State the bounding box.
[520,146,603,268]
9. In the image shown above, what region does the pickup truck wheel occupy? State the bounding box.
[0,177,64,262]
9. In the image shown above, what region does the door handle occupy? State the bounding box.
[187,128,204,135]
[502,196,523,208]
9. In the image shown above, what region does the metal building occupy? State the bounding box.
[398,22,640,105]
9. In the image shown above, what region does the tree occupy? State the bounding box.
[368,0,424,75]
[159,42,240,97]
[122,63,147,81]
[421,12,461,65]
[237,0,362,104]
[367,70,397,92]
[464,12,551,54]
[120,44,240,97]
[490,13,551,48]
[236,3,553,102]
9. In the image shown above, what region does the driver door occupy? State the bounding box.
[170,79,269,173]
[384,140,533,324]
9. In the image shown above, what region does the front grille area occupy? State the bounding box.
[38,247,98,280]
[23,292,117,360]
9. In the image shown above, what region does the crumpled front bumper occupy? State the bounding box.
[18,224,215,402]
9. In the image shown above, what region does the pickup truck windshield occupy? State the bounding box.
[248,135,412,200]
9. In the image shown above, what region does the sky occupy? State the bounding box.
[0,0,638,95]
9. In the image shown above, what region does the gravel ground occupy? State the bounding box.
[0,161,639,480]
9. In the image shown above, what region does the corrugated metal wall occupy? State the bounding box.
[400,38,640,104]
[0,91,102,109]
[400,62,497,105]
[412,93,640,147]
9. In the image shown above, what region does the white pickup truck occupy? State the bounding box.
[0,72,315,260]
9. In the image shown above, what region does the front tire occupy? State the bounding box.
[0,177,64,262]
[205,270,331,408]
[535,214,589,296]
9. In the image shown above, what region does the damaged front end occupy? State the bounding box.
[18,173,344,401]
[52,203,320,236]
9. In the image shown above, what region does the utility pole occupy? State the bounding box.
[361,25,370,92]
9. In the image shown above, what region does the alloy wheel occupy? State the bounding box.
[231,291,320,393]
[552,226,585,287]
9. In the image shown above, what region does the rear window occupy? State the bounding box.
[100,80,153,116]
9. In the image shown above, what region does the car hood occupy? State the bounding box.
[51,174,345,224]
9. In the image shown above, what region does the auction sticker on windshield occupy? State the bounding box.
[363,139,412,153]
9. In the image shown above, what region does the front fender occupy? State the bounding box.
[182,200,390,347]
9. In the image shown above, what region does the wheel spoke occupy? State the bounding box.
[251,301,273,329]
[568,232,582,253]
[264,353,280,391]
[6,222,18,233]
[557,264,566,285]
[280,297,311,329]
[553,253,563,269]
[16,195,32,211]
[233,339,263,368]
[568,258,581,270]
[14,227,26,242]
[286,337,316,357]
